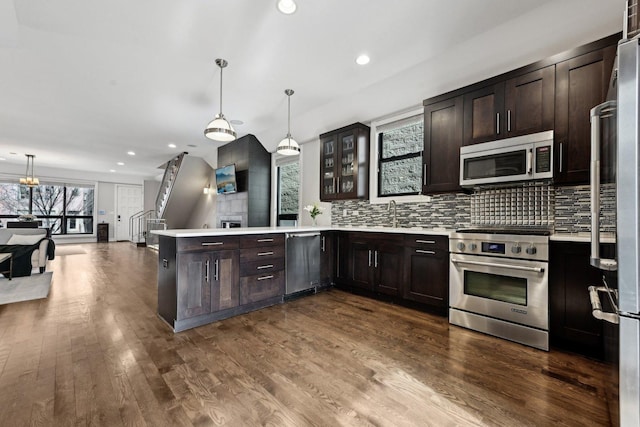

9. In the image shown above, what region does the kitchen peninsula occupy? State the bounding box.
[152,226,452,332]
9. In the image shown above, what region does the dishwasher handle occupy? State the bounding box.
[287,232,321,238]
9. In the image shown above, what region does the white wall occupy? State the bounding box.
[298,139,331,226]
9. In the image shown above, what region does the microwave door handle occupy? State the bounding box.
[527,149,533,175]
[589,101,617,271]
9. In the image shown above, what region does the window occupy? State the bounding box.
[376,112,424,197]
[0,181,95,234]
[276,159,299,226]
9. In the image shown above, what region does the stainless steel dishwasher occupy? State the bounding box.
[285,232,321,297]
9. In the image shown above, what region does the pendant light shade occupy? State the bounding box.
[277,89,300,156]
[19,154,39,187]
[204,59,237,142]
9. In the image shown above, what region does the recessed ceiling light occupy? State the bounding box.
[168,143,176,148]
[117,162,124,166]
[127,151,136,156]
[187,144,197,148]
[230,119,244,126]
[356,54,370,65]
[109,169,116,173]
[277,0,297,14]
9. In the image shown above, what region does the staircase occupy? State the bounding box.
[156,153,185,220]
[129,210,166,248]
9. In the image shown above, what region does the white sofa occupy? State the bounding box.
[0,228,50,273]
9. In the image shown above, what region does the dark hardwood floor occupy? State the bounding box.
[0,242,615,426]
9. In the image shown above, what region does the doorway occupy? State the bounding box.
[115,184,143,241]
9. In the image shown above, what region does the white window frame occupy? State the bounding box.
[369,107,432,205]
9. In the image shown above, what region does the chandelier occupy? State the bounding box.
[20,154,39,187]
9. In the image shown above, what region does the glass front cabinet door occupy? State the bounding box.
[319,123,370,201]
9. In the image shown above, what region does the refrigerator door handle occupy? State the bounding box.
[589,100,617,271]
[588,285,620,324]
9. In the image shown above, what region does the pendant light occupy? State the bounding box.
[19,154,39,187]
[277,89,300,156]
[204,58,237,142]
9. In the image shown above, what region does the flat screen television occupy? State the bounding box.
[215,164,238,194]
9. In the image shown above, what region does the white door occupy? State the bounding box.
[115,185,143,241]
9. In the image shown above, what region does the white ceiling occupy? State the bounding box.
[0,0,625,179]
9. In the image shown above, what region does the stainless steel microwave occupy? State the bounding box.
[459,130,554,187]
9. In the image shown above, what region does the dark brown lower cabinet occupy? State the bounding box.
[403,235,449,314]
[210,250,240,312]
[347,233,404,296]
[549,241,616,359]
[320,231,335,287]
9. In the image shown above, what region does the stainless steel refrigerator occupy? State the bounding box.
[590,34,640,427]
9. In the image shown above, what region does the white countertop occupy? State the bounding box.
[152,226,616,243]
[151,225,454,238]
[550,232,616,244]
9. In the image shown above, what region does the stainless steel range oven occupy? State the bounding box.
[449,229,550,350]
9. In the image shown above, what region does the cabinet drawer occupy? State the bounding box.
[240,270,284,305]
[404,235,448,250]
[240,244,285,262]
[240,233,285,249]
[240,257,285,277]
[177,236,239,252]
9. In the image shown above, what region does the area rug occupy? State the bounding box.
[0,272,53,304]
[55,245,87,256]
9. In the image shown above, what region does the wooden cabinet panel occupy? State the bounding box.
[211,250,240,312]
[177,252,211,319]
[375,242,404,296]
[402,235,449,312]
[239,244,285,262]
[350,240,374,291]
[504,66,555,137]
[423,96,463,194]
[239,233,285,249]
[549,242,616,359]
[334,232,350,286]
[320,231,335,286]
[240,270,285,305]
[555,45,616,185]
[177,236,239,252]
[239,257,285,277]
[463,84,504,145]
[320,123,370,201]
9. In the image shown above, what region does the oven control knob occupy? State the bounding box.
[469,243,477,251]
[511,244,521,254]
[456,242,466,251]
[526,245,537,255]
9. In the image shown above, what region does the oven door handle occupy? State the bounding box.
[451,257,545,273]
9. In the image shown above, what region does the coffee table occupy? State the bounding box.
[0,253,12,280]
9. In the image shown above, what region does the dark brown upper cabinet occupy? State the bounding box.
[423,96,463,194]
[554,44,617,185]
[320,123,370,201]
[463,66,555,146]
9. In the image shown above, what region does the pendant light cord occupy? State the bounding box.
[219,65,223,116]
[287,94,291,136]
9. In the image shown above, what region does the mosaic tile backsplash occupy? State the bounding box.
[331,183,616,233]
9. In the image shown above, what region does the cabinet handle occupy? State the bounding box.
[337,177,340,193]
[559,142,563,173]
[321,236,325,252]
[496,112,500,135]
[258,251,274,256]
[202,242,223,246]
[257,264,273,270]
[374,250,378,268]
[423,164,427,186]
[416,249,436,255]
[214,259,219,281]
[527,149,533,175]
[333,177,336,194]
[257,238,273,243]
[257,275,274,281]
[205,259,210,282]
[507,110,511,132]
[415,239,435,244]
[368,250,372,267]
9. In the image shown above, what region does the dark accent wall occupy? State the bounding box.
[218,134,271,227]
